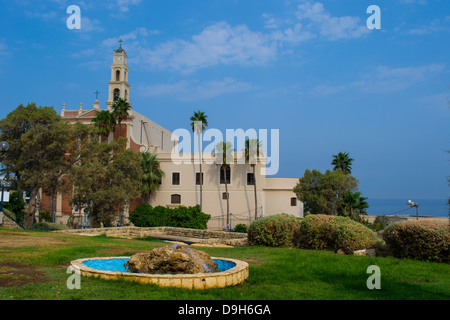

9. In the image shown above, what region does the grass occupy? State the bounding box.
[0,228,449,300]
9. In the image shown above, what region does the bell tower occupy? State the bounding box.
[106,39,131,110]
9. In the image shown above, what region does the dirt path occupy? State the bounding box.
[0,230,72,248]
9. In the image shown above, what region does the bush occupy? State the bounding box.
[166,206,210,230]
[32,222,70,230]
[233,224,248,233]
[248,214,302,247]
[294,214,379,254]
[129,204,211,230]
[383,220,450,262]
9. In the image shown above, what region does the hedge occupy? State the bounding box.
[293,214,379,254]
[129,204,211,230]
[248,214,302,247]
[383,220,449,262]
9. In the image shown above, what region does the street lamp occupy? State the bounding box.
[1,141,10,212]
[407,200,419,220]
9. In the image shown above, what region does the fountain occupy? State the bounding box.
[70,245,249,289]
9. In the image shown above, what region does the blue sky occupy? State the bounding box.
[0,0,449,200]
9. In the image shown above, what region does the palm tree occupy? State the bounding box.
[343,190,369,221]
[244,138,262,221]
[190,110,208,210]
[111,98,132,139]
[331,151,354,175]
[92,110,116,141]
[216,141,233,230]
[141,152,165,203]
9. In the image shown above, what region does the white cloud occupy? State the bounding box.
[116,0,142,12]
[138,78,255,101]
[135,22,277,74]
[358,64,446,93]
[295,1,369,40]
[309,64,446,96]
[407,18,450,35]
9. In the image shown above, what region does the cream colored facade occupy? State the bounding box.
[55,44,303,230]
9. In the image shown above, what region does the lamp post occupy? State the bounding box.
[407,200,419,220]
[1,141,10,212]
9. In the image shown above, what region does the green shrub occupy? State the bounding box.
[294,214,379,254]
[383,220,449,262]
[248,214,302,247]
[32,222,70,230]
[166,206,210,229]
[233,224,248,233]
[129,204,210,230]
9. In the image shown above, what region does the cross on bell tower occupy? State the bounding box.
[106,40,131,110]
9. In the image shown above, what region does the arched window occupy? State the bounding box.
[171,194,181,204]
[125,89,128,100]
[116,70,120,81]
[113,88,120,101]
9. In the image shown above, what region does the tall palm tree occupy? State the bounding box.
[92,110,116,141]
[331,151,354,175]
[216,141,233,230]
[111,98,132,139]
[244,138,262,221]
[141,152,165,203]
[190,110,208,210]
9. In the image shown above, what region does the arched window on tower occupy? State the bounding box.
[113,88,120,101]
[125,89,128,100]
[116,70,120,81]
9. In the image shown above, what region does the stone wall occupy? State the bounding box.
[58,226,248,246]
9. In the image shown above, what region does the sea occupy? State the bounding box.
[367,198,449,218]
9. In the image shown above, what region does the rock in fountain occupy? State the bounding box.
[124,244,219,274]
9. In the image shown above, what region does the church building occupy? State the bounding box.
[40,43,303,230]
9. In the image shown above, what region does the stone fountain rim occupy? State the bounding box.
[70,256,248,279]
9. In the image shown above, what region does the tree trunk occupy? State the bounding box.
[223,165,229,230]
[23,187,39,229]
[198,133,202,211]
[253,164,258,221]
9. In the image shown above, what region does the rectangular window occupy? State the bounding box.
[291,197,297,207]
[222,192,229,200]
[219,166,231,184]
[196,172,204,185]
[172,172,180,185]
[247,173,255,185]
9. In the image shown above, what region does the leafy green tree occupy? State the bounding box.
[141,152,164,203]
[244,138,262,220]
[331,151,354,175]
[190,110,208,210]
[0,103,74,228]
[3,191,26,223]
[111,98,131,138]
[216,141,233,230]
[293,169,358,216]
[92,110,116,141]
[69,134,143,227]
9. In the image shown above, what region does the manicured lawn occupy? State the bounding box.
[0,228,449,300]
